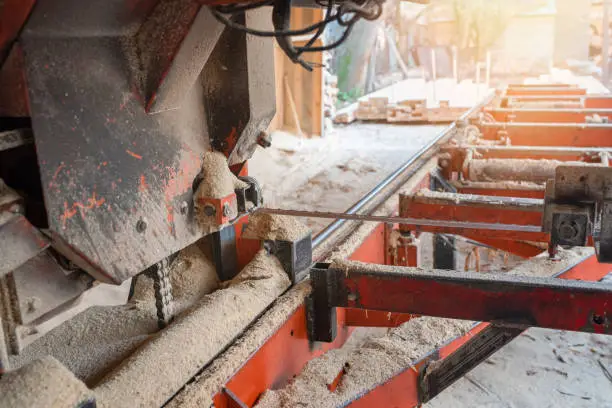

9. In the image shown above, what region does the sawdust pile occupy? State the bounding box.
[167,282,312,407]
[507,246,592,277]
[94,249,290,407]
[8,304,158,386]
[194,151,248,230]
[256,318,473,408]
[244,212,311,241]
[0,356,93,407]
[451,180,544,192]
[195,151,247,198]
[130,243,219,315]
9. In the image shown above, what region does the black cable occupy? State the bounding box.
[296,22,354,53]
[297,0,334,57]
[210,7,339,38]
[210,0,384,68]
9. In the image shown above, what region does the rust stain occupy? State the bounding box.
[126,149,142,160]
[60,192,106,229]
[139,174,148,192]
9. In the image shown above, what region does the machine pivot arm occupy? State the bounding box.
[309,262,612,342]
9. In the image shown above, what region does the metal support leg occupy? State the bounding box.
[433,234,455,269]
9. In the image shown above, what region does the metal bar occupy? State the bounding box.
[256,208,543,233]
[487,108,612,113]
[320,263,612,334]
[455,145,612,154]
[311,91,496,248]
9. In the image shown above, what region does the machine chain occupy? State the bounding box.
[150,258,174,329]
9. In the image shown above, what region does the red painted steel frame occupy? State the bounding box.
[480,123,612,147]
[504,87,586,97]
[398,195,548,253]
[344,254,611,407]
[486,108,612,123]
[499,95,612,109]
[211,87,612,407]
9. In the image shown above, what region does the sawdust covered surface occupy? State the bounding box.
[256,248,591,408]
[195,151,247,198]
[256,317,473,408]
[466,159,592,183]
[94,249,290,408]
[167,282,312,407]
[0,356,93,407]
[244,211,311,241]
[9,303,158,386]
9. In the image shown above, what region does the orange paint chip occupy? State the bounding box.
[139,174,148,192]
[60,192,106,229]
[126,149,142,160]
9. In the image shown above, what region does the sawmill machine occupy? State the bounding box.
[2,0,612,407]
[0,0,393,354]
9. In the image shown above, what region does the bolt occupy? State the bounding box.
[203,205,216,216]
[136,218,147,233]
[558,220,579,241]
[347,293,358,302]
[439,159,449,168]
[257,131,272,148]
[222,203,231,217]
[9,203,24,214]
[179,201,188,215]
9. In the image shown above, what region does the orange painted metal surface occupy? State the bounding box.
[480,123,612,147]
[399,197,546,243]
[347,223,387,264]
[215,306,353,407]
[345,308,414,328]
[486,108,612,123]
[504,87,586,97]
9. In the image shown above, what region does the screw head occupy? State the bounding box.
[203,205,216,216]
[136,218,147,233]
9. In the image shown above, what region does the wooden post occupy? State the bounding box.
[475,62,481,98]
[603,0,610,86]
[431,48,437,102]
[452,46,458,83]
[485,50,491,90]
